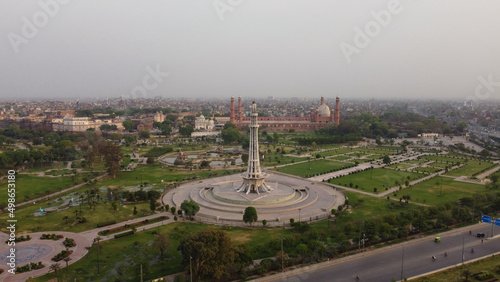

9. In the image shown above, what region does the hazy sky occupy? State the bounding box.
[1,0,499,101]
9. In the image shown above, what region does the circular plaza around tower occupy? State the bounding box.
[162,171,345,227]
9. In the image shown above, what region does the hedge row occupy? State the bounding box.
[96,220,117,228]
[114,230,134,239]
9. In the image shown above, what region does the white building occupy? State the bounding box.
[194,115,214,130]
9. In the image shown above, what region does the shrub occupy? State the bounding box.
[114,230,134,239]
[96,220,116,228]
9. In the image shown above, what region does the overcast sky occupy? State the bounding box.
[1,0,499,101]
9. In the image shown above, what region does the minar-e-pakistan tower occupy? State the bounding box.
[236,101,273,194]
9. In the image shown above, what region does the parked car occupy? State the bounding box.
[477,233,485,238]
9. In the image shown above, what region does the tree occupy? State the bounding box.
[153,232,171,260]
[63,256,72,269]
[111,201,118,211]
[243,206,258,226]
[180,200,200,219]
[382,155,391,165]
[49,263,61,280]
[123,120,135,132]
[101,141,123,178]
[179,125,194,136]
[139,130,150,139]
[461,268,472,282]
[171,206,176,215]
[150,198,157,212]
[63,216,69,225]
[178,227,237,281]
[456,121,468,133]
[221,128,241,144]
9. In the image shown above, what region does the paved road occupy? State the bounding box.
[257,223,500,282]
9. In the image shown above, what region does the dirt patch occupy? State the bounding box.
[232,233,251,244]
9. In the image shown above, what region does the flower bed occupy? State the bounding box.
[16,262,44,273]
[63,237,76,247]
[99,216,168,236]
[52,249,72,262]
[5,235,31,244]
[41,234,64,240]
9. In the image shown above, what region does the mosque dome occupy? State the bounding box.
[317,103,331,116]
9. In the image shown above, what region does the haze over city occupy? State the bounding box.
[1,0,500,101]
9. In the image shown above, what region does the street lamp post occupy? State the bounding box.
[190,256,193,282]
[298,208,301,225]
[400,245,405,281]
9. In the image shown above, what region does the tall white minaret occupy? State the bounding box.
[237,101,272,194]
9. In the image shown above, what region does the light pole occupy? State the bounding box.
[281,235,284,272]
[400,245,405,281]
[298,208,301,225]
[190,256,193,282]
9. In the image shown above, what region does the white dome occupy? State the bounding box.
[317,104,331,116]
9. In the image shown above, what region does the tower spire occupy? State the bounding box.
[236,101,273,194]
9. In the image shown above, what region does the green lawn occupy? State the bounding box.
[0,195,153,234]
[400,176,488,206]
[275,159,353,177]
[317,148,357,157]
[412,167,442,174]
[331,168,422,193]
[358,148,399,155]
[343,191,412,221]
[445,160,497,177]
[0,173,90,203]
[388,163,414,170]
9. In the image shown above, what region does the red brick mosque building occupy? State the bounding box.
[230,96,340,132]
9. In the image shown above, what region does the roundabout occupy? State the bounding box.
[162,101,345,226]
[162,172,344,226]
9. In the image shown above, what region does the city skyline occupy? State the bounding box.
[1,1,499,101]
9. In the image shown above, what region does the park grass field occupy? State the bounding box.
[0,194,153,234]
[445,160,497,177]
[343,191,411,221]
[274,159,353,177]
[422,155,467,163]
[398,176,488,206]
[358,148,399,155]
[330,155,353,161]
[414,255,500,282]
[331,168,422,193]
[98,165,242,188]
[0,173,90,203]
[428,161,449,169]
[412,167,442,174]
[388,163,414,170]
[317,147,356,157]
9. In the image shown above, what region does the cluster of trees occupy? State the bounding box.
[178,228,252,281]
[122,190,161,202]
[221,123,242,144]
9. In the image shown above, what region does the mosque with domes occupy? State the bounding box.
[229,96,340,132]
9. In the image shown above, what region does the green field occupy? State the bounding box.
[399,176,487,206]
[331,168,422,193]
[388,163,414,170]
[412,167,442,174]
[0,173,90,203]
[445,160,497,177]
[358,148,399,155]
[275,159,353,177]
[317,148,356,157]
